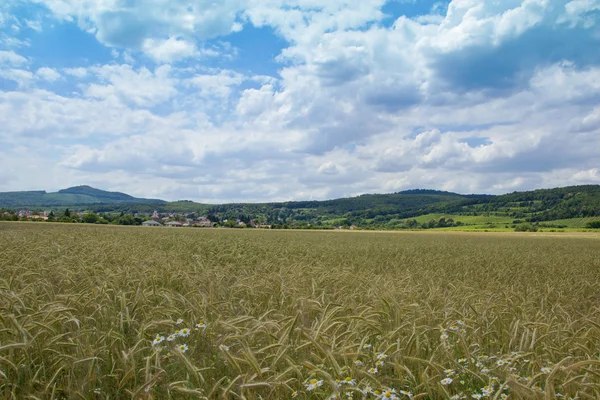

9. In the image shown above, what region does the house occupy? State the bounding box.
[142,220,162,227]
[165,221,183,227]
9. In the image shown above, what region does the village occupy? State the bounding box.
[1,208,276,229]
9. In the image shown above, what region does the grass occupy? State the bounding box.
[1,223,600,399]
[411,214,514,225]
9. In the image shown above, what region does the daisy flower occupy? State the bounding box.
[363,343,372,349]
[354,359,364,366]
[176,318,184,325]
[291,391,298,398]
[304,378,323,391]
[541,367,551,374]
[399,390,413,397]
[174,330,181,336]
[376,353,388,360]
[152,336,165,346]
[376,360,385,367]
[441,378,453,386]
[219,344,229,352]
[378,390,398,399]
[368,367,378,375]
[196,322,207,329]
[177,343,189,353]
[342,377,356,385]
[180,328,191,337]
[167,334,176,341]
[444,369,455,376]
[440,333,449,340]
[496,360,506,367]
[472,394,482,399]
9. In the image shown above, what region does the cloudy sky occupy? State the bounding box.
[1,0,599,202]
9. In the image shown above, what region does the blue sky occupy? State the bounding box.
[1,0,600,202]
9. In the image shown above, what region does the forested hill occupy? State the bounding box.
[1,185,600,226]
[0,185,164,207]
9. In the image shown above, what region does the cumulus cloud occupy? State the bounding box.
[2,1,600,201]
[36,67,61,82]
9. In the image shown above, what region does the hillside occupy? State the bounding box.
[0,186,164,207]
[1,185,600,229]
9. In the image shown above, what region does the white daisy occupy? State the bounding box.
[441,378,453,385]
[177,343,189,353]
[152,336,165,346]
[176,318,184,325]
[219,344,229,352]
[180,328,191,337]
[195,322,207,329]
[304,378,323,391]
[368,367,378,374]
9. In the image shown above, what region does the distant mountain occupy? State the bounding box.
[0,185,164,207]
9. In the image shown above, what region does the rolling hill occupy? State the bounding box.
[0,186,164,207]
[1,185,599,229]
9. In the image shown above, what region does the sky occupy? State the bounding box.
[1,0,600,203]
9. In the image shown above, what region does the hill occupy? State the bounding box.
[1,185,599,229]
[0,186,164,207]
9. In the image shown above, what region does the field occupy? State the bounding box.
[1,223,600,399]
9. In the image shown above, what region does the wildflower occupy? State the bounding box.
[440,333,449,340]
[177,343,189,353]
[481,368,491,374]
[152,335,165,346]
[541,367,551,374]
[166,334,176,341]
[180,328,191,337]
[291,391,298,398]
[376,360,385,367]
[376,335,383,340]
[195,322,207,329]
[500,394,508,399]
[144,385,152,393]
[377,353,388,360]
[354,359,364,366]
[457,320,465,326]
[378,390,399,399]
[304,378,323,391]
[399,390,412,397]
[174,330,181,336]
[345,391,354,398]
[481,386,494,396]
[441,378,453,386]
[460,380,465,385]
[534,385,543,392]
[219,344,229,352]
[444,369,455,376]
[368,367,378,374]
[342,377,356,386]
[472,394,482,399]
[363,343,372,349]
[496,360,506,367]
[458,358,467,364]
[449,325,459,331]
[176,318,184,325]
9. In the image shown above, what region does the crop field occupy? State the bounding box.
[1,223,600,399]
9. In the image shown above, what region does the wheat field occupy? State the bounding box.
[1,222,600,399]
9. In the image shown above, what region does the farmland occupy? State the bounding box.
[1,223,600,399]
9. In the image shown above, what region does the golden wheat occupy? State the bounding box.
[1,222,599,399]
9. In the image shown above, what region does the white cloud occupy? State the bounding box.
[36,67,61,82]
[0,50,28,65]
[3,1,600,201]
[84,64,178,107]
[63,67,88,78]
[142,36,198,62]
